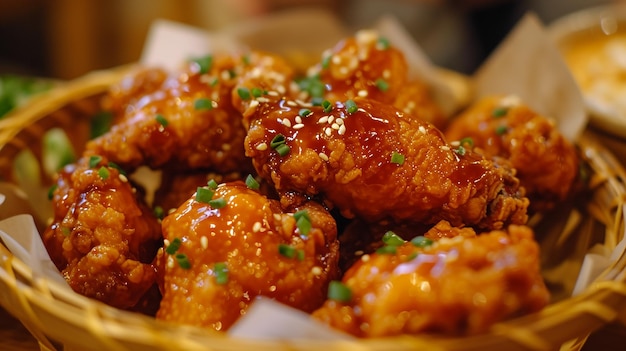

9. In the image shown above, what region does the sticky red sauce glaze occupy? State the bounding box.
[313,223,550,337]
[245,96,528,228]
[156,181,340,331]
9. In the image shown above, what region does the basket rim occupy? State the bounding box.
[1,67,626,350]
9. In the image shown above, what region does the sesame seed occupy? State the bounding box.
[276,85,286,95]
[331,123,340,130]
[319,152,329,161]
[418,126,427,134]
[293,123,305,129]
[282,119,292,127]
[256,142,268,151]
[249,100,259,108]
[357,90,368,97]
[450,141,460,147]
[287,100,298,107]
[118,174,128,183]
[325,127,332,136]
[167,256,175,269]
[267,90,279,96]
[335,118,344,125]
[220,70,230,80]
[168,208,177,214]
[328,116,335,124]
[252,221,262,232]
[339,67,349,76]
[164,239,171,247]
[318,116,329,124]
[295,116,302,124]
[273,214,282,221]
[361,254,370,262]
[383,70,391,79]
[311,266,323,276]
[332,56,341,64]
[201,236,209,249]
[354,250,364,256]
[440,145,450,151]
[295,99,312,107]
[257,97,270,103]
[222,143,231,151]
[338,124,346,135]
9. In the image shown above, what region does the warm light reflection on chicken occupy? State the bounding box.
[313,222,550,337]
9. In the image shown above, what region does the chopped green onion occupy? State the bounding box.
[321,55,331,69]
[322,100,333,113]
[296,213,312,236]
[175,253,191,269]
[155,114,168,127]
[297,75,325,98]
[90,111,113,139]
[270,134,286,149]
[214,262,229,285]
[190,55,213,74]
[89,155,102,168]
[492,107,508,118]
[165,238,182,255]
[495,125,508,135]
[237,87,251,100]
[390,151,405,165]
[405,252,418,261]
[98,166,110,180]
[327,280,352,302]
[296,249,305,261]
[299,108,312,118]
[376,245,397,255]
[311,97,324,106]
[375,78,389,92]
[275,144,290,156]
[154,206,165,220]
[107,162,126,176]
[345,99,358,114]
[376,37,390,50]
[294,210,310,222]
[228,69,237,79]
[278,244,297,259]
[47,184,58,200]
[411,236,434,248]
[459,137,474,148]
[454,145,466,156]
[194,98,213,110]
[251,87,264,98]
[382,231,405,246]
[245,174,260,190]
[209,198,227,209]
[207,179,218,190]
[195,187,214,203]
[242,55,251,65]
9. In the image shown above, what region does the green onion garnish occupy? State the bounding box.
[208,198,227,209]
[376,37,390,50]
[98,166,110,180]
[375,78,389,92]
[207,179,218,190]
[214,262,229,285]
[47,184,58,200]
[390,151,405,165]
[382,231,405,246]
[242,55,250,65]
[154,206,165,220]
[295,210,312,236]
[321,55,331,69]
[411,236,433,248]
[376,245,397,255]
[406,252,418,261]
[194,98,213,110]
[278,244,297,259]
[89,155,102,168]
[155,114,168,127]
[107,162,126,176]
[322,100,333,113]
[345,99,358,114]
[275,144,290,156]
[311,97,324,106]
[175,253,191,269]
[454,146,466,156]
[245,174,260,190]
[251,87,263,98]
[190,55,213,74]
[195,187,214,203]
[495,125,508,135]
[459,137,474,148]
[237,87,251,100]
[299,108,312,118]
[165,238,182,255]
[270,134,286,149]
[492,107,508,118]
[327,280,352,302]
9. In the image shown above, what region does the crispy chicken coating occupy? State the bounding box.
[301,30,446,128]
[445,95,580,211]
[313,222,550,337]
[43,156,162,311]
[155,181,340,331]
[243,95,528,229]
[87,53,265,173]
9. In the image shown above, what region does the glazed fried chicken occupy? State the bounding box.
[87,52,294,173]
[313,222,550,337]
[43,155,162,311]
[445,95,580,211]
[155,181,340,331]
[300,30,446,128]
[243,96,528,230]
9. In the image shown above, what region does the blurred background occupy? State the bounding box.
[0,0,616,79]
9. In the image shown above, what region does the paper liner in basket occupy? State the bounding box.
[0,8,623,345]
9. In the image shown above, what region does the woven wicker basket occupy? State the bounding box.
[1,66,626,351]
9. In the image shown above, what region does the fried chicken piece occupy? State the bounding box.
[313,222,550,337]
[87,54,263,173]
[156,181,340,331]
[299,30,445,128]
[43,156,162,311]
[243,95,528,229]
[444,95,580,212]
